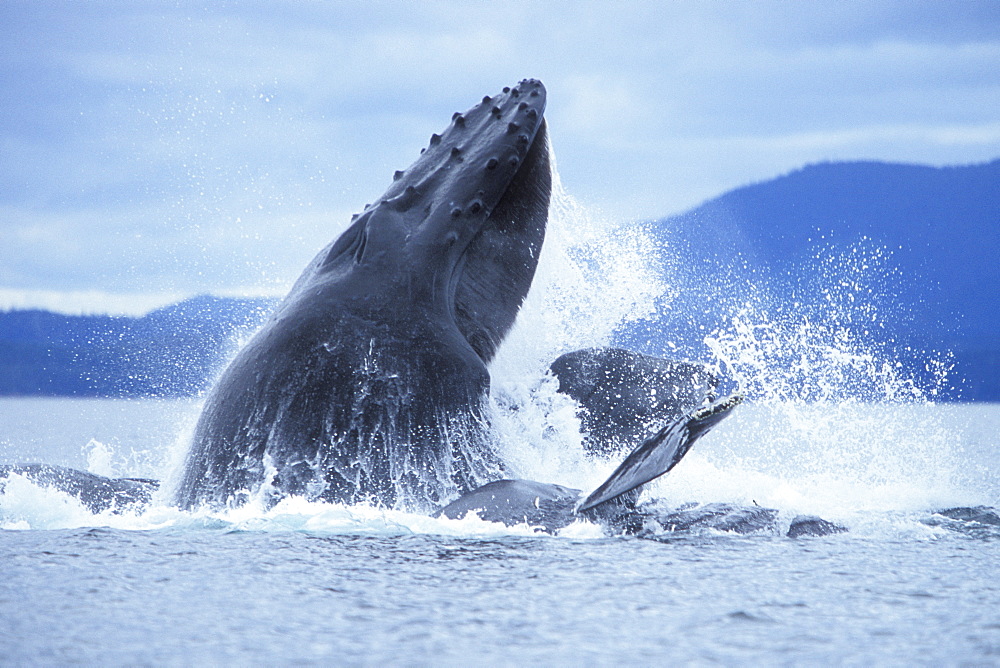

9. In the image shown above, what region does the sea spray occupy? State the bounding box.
[645,240,967,518]
[488,157,666,489]
[152,401,204,506]
[489,161,666,382]
[84,439,117,477]
[488,173,973,519]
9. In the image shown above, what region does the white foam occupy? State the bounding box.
[84,439,117,477]
[0,476,594,537]
[0,474,103,530]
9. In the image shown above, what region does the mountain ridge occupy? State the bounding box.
[618,157,999,400]
[1,158,997,399]
[0,296,277,397]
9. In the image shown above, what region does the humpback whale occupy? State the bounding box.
[175,79,553,510]
[549,347,719,456]
[171,77,742,517]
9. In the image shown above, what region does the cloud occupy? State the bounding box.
[1,0,998,311]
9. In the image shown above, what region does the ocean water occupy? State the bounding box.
[3,178,999,664]
[1,397,998,665]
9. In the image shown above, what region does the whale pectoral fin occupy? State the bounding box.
[576,394,744,513]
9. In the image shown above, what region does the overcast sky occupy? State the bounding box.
[2,0,999,314]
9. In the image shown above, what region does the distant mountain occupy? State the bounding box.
[618,158,1000,400]
[2,160,997,400]
[0,295,277,397]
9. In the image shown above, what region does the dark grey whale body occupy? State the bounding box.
[0,464,157,513]
[176,80,552,510]
[549,347,718,456]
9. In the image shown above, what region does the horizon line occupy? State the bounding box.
[0,288,285,318]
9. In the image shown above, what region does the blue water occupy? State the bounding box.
[3,524,999,665]
[2,397,999,664]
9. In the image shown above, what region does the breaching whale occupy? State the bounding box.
[175,79,553,510]
[172,77,740,516]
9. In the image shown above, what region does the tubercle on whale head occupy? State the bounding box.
[326,79,548,267]
[303,79,551,364]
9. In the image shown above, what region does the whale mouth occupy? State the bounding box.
[453,117,550,362]
[390,78,551,363]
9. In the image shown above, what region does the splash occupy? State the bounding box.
[487,157,665,490]
[0,473,593,537]
[641,239,980,518]
[468,153,984,524]
[490,164,665,381]
[704,241,952,403]
[705,304,948,404]
[84,439,116,477]
[486,183,982,521]
[0,474,100,530]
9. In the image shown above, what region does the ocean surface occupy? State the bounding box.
[1,397,998,665]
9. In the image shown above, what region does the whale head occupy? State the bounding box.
[298,78,551,363]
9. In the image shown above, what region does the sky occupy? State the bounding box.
[2,0,999,314]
